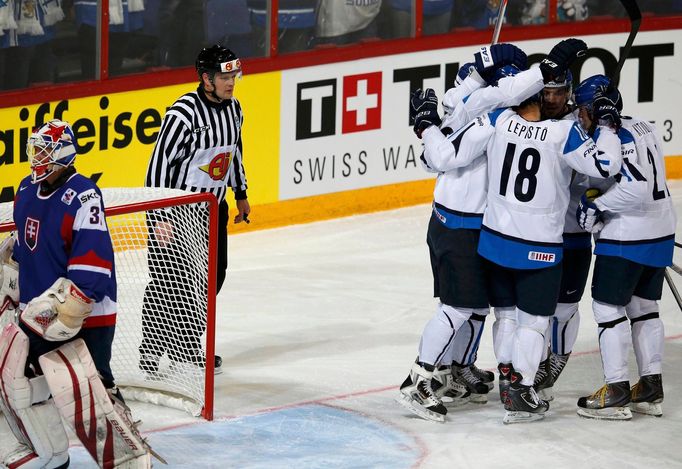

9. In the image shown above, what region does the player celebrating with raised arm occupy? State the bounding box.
[410,38,625,424]
[396,39,593,422]
[531,69,591,402]
[573,76,676,420]
[0,120,155,468]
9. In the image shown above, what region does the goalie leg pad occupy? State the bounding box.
[0,323,70,469]
[39,339,153,469]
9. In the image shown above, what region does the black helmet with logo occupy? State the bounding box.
[195,45,241,79]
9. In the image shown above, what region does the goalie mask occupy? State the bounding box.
[27,120,77,184]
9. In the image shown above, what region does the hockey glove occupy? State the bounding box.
[592,85,622,130]
[474,43,527,82]
[540,38,587,83]
[576,188,604,233]
[410,88,442,138]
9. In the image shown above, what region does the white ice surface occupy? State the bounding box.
[3,181,682,468]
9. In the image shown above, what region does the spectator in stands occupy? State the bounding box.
[558,0,588,22]
[0,0,64,91]
[315,0,382,46]
[246,0,317,56]
[157,0,205,67]
[206,0,254,58]
[74,0,145,79]
[387,0,453,38]
[451,0,499,30]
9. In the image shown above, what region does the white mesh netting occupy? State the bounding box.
[0,187,216,418]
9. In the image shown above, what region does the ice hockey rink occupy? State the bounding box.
[3,181,682,469]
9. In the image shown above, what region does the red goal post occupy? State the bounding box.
[0,187,219,421]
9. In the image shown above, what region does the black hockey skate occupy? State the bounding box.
[453,362,491,404]
[396,361,448,422]
[432,365,470,408]
[503,371,549,424]
[549,352,570,383]
[577,381,632,420]
[533,355,555,402]
[497,363,512,404]
[630,374,664,417]
[469,363,495,390]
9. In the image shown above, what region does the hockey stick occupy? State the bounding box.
[491,0,509,45]
[670,263,682,277]
[610,0,642,85]
[675,241,682,249]
[664,269,682,312]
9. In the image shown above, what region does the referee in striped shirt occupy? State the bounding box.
[140,45,250,375]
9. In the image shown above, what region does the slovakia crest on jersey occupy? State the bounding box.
[25,217,40,251]
[61,188,77,205]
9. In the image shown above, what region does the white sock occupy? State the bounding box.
[551,302,580,355]
[449,307,490,365]
[512,309,549,386]
[418,303,472,366]
[593,300,630,383]
[493,306,516,365]
[626,296,664,376]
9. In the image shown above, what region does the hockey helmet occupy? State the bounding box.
[27,120,77,184]
[195,45,242,80]
[491,64,522,86]
[574,74,623,112]
[454,62,475,88]
[544,69,573,95]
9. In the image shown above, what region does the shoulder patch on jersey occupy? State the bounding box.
[61,188,78,205]
[564,122,590,154]
[488,108,507,127]
[193,125,210,134]
[617,127,635,144]
[78,188,100,205]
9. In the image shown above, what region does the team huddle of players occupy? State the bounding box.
[397,38,676,424]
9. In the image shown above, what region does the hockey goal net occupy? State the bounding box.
[0,187,218,420]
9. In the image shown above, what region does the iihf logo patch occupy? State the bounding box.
[25,217,40,251]
[528,251,555,263]
[61,188,77,205]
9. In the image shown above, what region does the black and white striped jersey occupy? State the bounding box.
[145,86,247,204]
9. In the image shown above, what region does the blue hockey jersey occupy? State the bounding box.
[13,173,117,328]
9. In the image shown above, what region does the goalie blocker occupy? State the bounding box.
[0,323,158,468]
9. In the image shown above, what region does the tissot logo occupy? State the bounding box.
[296,79,337,140]
[295,72,383,140]
[342,72,382,134]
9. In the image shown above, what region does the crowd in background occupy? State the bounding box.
[1,0,681,92]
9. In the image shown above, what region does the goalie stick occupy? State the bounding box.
[491,0,508,45]
[610,0,642,86]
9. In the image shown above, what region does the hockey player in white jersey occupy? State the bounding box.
[573,76,676,420]
[420,52,624,423]
[531,70,593,402]
[397,43,533,421]
[397,39,594,422]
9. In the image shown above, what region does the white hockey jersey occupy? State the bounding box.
[421,67,545,230]
[591,117,677,267]
[440,107,622,269]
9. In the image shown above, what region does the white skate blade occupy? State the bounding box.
[630,401,663,417]
[577,406,632,420]
[538,387,554,402]
[395,393,445,423]
[442,395,470,408]
[469,393,488,404]
[503,410,545,424]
